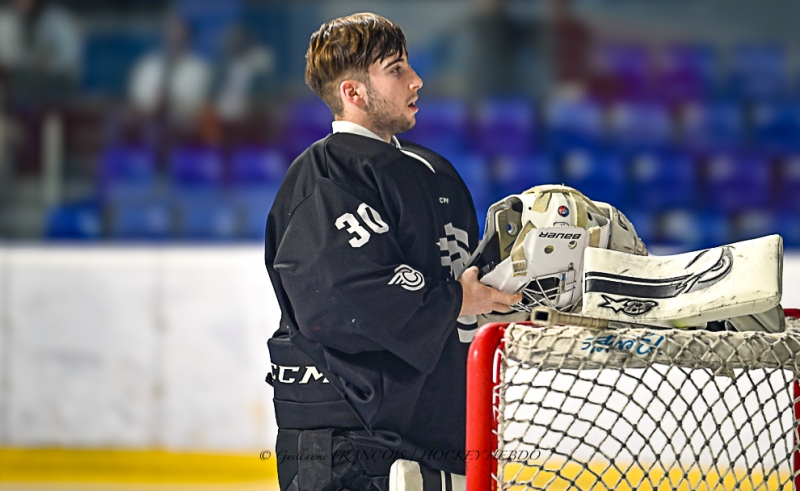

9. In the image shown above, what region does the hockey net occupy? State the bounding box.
[465,309,800,491]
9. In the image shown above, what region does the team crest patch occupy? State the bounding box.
[558,206,569,217]
[389,265,425,291]
[599,295,659,316]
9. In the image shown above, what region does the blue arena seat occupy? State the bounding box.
[596,43,652,99]
[170,146,224,185]
[608,101,672,151]
[449,152,491,231]
[660,210,732,250]
[559,149,626,204]
[231,147,287,184]
[492,152,557,200]
[237,198,274,240]
[629,150,696,210]
[283,99,333,159]
[544,97,604,151]
[169,146,224,203]
[679,101,744,152]
[45,202,102,240]
[176,200,238,240]
[778,153,800,211]
[402,99,469,156]
[752,102,800,154]
[99,145,157,202]
[110,202,171,239]
[733,210,794,243]
[621,209,657,246]
[704,151,772,212]
[728,44,788,101]
[473,98,535,157]
[659,43,718,102]
[168,146,232,239]
[775,213,800,248]
[231,147,286,240]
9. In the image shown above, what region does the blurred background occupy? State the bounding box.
[2,0,800,488]
[1,0,800,247]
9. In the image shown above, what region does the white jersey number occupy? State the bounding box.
[335,204,389,248]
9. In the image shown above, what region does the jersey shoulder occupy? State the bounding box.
[272,137,331,215]
[273,135,401,219]
[324,133,431,194]
[395,139,452,166]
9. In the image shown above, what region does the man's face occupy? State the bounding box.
[363,52,423,136]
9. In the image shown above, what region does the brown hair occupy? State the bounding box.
[305,13,407,117]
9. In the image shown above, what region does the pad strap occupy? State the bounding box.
[510,221,536,277]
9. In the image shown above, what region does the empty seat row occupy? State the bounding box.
[594,42,799,102]
[99,143,800,217]
[46,194,275,241]
[45,199,800,251]
[280,97,800,160]
[100,145,287,199]
[456,149,800,215]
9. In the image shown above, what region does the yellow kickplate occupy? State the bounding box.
[501,461,793,491]
[0,448,277,483]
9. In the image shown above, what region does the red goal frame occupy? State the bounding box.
[465,310,800,491]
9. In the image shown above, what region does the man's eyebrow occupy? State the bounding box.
[384,57,405,69]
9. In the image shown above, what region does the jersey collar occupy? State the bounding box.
[331,121,402,148]
[331,120,435,173]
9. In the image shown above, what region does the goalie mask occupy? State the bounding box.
[467,185,647,312]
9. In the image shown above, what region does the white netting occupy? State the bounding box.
[495,319,800,491]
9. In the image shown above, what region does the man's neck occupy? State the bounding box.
[335,116,392,143]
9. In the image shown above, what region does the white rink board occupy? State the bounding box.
[160,248,278,451]
[782,255,800,309]
[0,245,279,451]
[0,246,7,444]
[4,247,160,446]
[0,246,798,451]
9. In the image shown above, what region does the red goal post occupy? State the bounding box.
[466,309,800,491]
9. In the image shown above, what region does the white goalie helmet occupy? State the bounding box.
[467,184,648,313]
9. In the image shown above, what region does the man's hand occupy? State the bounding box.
[458,266,523,317]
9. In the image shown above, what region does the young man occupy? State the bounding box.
[265,13,520,491]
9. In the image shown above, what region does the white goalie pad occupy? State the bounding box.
[582,235,783,327]
[388,459,465,491]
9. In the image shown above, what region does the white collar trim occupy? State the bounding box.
[331,120,435,173]
[331,120,401,148]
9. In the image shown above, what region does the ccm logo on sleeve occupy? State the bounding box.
[389,264,425,291]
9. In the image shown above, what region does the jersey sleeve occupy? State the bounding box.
[273,178,462,375]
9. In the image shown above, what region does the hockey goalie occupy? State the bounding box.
[468,184,785,332]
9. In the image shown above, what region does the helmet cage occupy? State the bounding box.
[514,263,581,313]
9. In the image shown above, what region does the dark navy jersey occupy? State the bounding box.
[265,132,479,474]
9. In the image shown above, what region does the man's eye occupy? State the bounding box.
[392,66,402,74]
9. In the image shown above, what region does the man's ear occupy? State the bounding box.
[340,79,366,108]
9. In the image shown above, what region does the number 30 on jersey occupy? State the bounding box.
[335,203,389,248]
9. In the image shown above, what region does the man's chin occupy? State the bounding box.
[397,118,415,135]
